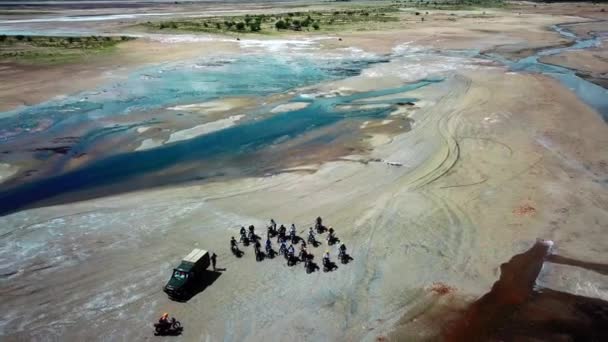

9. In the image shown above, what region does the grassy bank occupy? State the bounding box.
[137,0,504,35]
[0,35,135,65]
[138,6,402,35]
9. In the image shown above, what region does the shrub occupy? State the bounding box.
[275,20,287,30]
[236,22,246,31]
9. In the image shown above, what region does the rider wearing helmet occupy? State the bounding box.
[230,237,238,248]
[159,312,169,324]
[287,244,295,255]
[338,243,346,257]
[240,226,246,236]
[327,227,335,241]
[323,250,330,263]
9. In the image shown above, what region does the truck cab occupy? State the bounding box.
[164,249,210,300]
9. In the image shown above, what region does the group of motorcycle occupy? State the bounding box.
[230,217,351,273]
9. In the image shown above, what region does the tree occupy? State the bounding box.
[250,22,261,32]
[275,20,287,30]
[313,23,320,30]
[236,22,246,31]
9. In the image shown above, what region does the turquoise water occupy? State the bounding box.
[0,55,387,139]
[0,54,435,214]
[487,22,608,120]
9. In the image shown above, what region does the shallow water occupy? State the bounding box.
[492,22,608,120]
[0,52,435,214]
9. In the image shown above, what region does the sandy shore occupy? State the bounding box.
[1,1,608,341]
[2,62,607,341]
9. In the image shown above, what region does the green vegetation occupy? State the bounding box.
[0,35,135,65]
[138,0,505,35]
[391,0,505,10]
[139,7,401,35]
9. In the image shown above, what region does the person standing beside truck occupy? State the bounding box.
[211,252,217,271]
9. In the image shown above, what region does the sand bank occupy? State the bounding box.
[0,163,18,184]
[270,102,310,113]
[165,114,244,144]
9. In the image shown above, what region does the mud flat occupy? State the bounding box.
[541,48,608,88]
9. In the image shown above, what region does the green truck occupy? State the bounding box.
[164,249,210,299]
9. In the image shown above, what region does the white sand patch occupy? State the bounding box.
[135,138,164,151]
[168,98,251,114]
[166,115,244,144]
[381,120,393,125]
[136,127,151,134]
[270,102,310,113]
[238,37,333,52]
[0,163,18,184]
[338,103,391,111]
[367,134,392,147]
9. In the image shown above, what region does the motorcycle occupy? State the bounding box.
[231,245,241,257]
[255,247,263,262]
[339,250,349,264]
[307,233,317,245]
[289,230,297,242]
[322,258,336,272]
[240,232,250,246]
[154,318,183,336]
[305,258,318,274]
[267,226,277,238]
[265,245,275,258]
[279,244,287,256]
[327,234,339,246]
[287,252,297,266]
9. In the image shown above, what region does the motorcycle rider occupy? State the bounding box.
[323,250,331,266]
[299,244,308,260]
[279,240,287,255]
[240,226,246,236]
[327,227,335,242]
[289,224,296,238]
[265,238,272,252]
[338,243,347,257]
[230,236,238,249]
[159,312,169,325]
[287,244,295,256]
[308,227,315,242]
[270,218,277,229]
